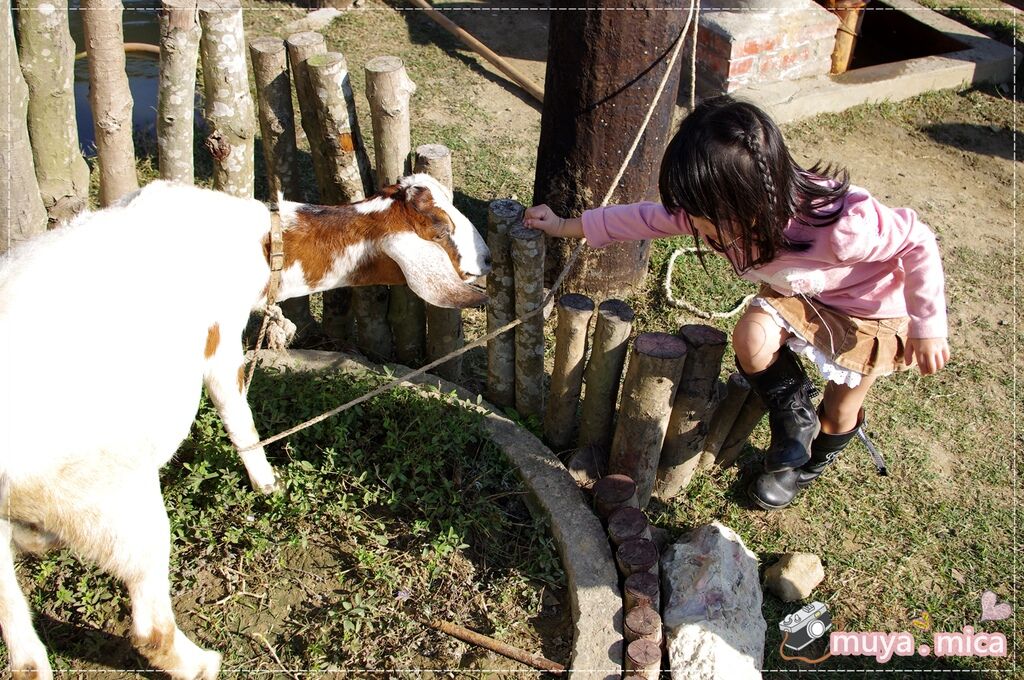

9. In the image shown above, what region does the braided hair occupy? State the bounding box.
[658,95,850,273]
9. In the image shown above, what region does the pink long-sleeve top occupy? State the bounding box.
[581,185,948,339]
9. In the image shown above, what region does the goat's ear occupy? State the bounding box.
[406,185,436,215]
[381,232,488,309]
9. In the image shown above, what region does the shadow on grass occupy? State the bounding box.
[35,613,145,675]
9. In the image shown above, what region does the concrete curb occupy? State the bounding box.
[254,349,623,678]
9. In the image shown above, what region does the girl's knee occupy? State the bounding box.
[733,308,788,372]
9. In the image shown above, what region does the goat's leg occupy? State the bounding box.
[62,472,221,680]
[0,520,53,680]
[203,345,278,494]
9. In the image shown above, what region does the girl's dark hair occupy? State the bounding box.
[658,95,850,272]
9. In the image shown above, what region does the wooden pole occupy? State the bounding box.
[624,571,660,613]
[577,299,635,461]
[405,0,544,104]
[157,0,200,186]
[1,1,47,251]
[607,506,651,547]
[700,372,751,468]
[367,55,419,364]
[609,333,688,508]
[17,0,89,223]
[485,199,522,407]
[654,324,728,500]
[421,617,565,673]
[624,638,662,679]
[827,0,868,75]
[510,225,546,419]
[615,538,659,578]
[285,31,329,201]
[543,293,595,452]
[416,144,463,381]
[624,605,663,645]
[715,392,767,469]
[592,473,638,521]
[82,0,139,206]
[250,36,317,338]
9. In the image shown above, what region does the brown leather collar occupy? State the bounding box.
[266,204,285,305]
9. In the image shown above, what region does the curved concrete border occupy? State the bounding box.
[255,349,622,678]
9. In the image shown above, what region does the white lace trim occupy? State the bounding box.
[750,297,863,388]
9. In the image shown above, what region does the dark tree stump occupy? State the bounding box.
[616,538,659,579]
[592,473,638,520]
[624,571,660,613]
[607,506,651,547]
[624,605,663,645]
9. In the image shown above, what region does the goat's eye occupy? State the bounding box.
[433,219,454,241]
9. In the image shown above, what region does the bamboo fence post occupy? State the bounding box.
[416,144,464,381]
[365,55,419,366]
[592,473,638,521]
[17,0,89,223]
[624,606,663,646]
[654,324,728,500]
[1,3,46,251]
[510,225,545,419]
[250,36,316,336]
[609,333,688,508]
[199,0,255,198]
[543,293,595,452]
[700,372,751,466]
[577,299,635,459]
[715,392,767,469]
[616,538,659,578]
[285,31,328,201]
[485,199,522,407]
[82,0,139,206]
[157,0,200,186]
[624,572,660,613]
[625,639,661,679]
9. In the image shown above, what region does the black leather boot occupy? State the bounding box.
[796,409,864,488]
[739,346,820,473]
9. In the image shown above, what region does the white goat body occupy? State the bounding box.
[0,176,490,678]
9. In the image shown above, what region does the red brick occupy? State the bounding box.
[733,35,780,58]
[728,56,756,78]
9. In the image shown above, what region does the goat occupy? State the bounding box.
[0,174,491,679]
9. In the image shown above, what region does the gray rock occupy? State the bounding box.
[763,552,824,603]
[661,522,765,680]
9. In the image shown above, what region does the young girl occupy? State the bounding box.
[524,95,950,510]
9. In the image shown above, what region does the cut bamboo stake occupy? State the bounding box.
[715,392,767,469]
[510,225,546,419]
[625,638,662,679]
[485,199,522,407]
[543,293,595,452]
[592,473,638,521]
[406,0,544,104]
[609,332,689,508]
[250,36,315,337]
[199,0,255,198]
[616,538,659,578]
[285,31,328,201]
[577,299,635,459]
[655,324,728,500]
[157,0,200,186]
[700,372,751,468]
[624,605,663,645]
[421,617,565,673]
[368,55,420,365]
[607,506,651,547]
[624,571,660,613]
[416,144,463,381]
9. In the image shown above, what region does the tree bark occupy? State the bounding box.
[1,2,47,251]
[158,0,200,185]
[577,299,634,458]
[199,0,255,198]
[485,198,522,407]
[285,31,328,201]
[17,0,89,224]
[543,293,595,452]
[511,225,546,419]
[533,1,688,297]
[82,0,139,206]
[417,144,463,382]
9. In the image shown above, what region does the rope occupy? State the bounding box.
[239,1,701,454]
[663,248,755,319]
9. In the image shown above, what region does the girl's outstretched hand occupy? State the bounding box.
[524,204,585,239]
[906,337,950,375]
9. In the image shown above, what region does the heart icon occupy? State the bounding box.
[911,610,931,630]
[980,591,1012,622]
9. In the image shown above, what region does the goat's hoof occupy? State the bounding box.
[171,649,221,680]
[195,649,222,680]
[250,473,280,495]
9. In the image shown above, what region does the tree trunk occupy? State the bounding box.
[543,293,595,452]
[82,0,139,206]
[485,198,522,407]
[199,0,255,198]
[577,298,634,458]
[511,226,546,419]
[285,31,328,202]
[158,0,200,185]
[1,2,47,251]
[17,0,89,224]
[533,1,688,297]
